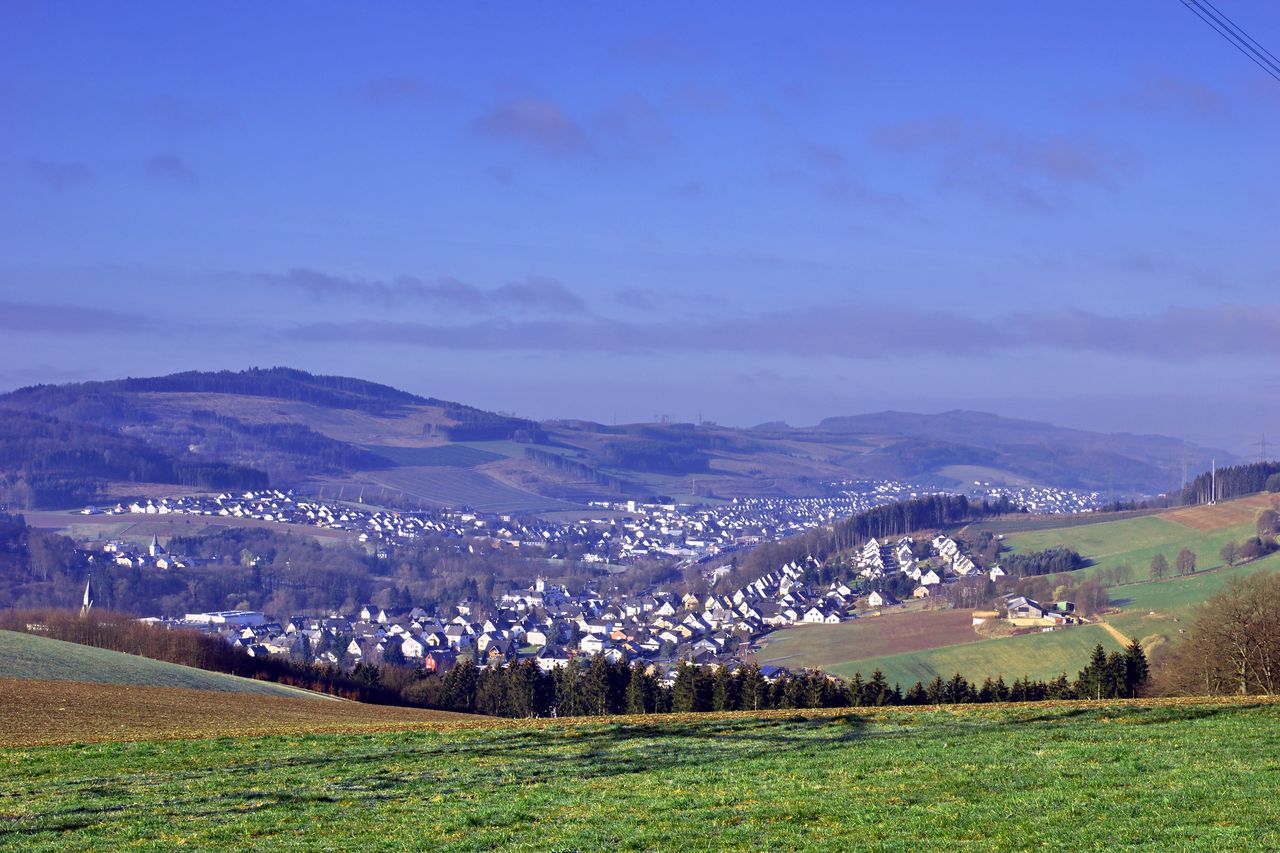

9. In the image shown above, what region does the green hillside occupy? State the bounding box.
[766,495,1280,685]
[3,699,1278,849]
[1003,514,1258,581]
[0,630,329,699]
[1107,550,1280,645]
[823,623,1126,686]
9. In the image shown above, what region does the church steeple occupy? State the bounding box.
[81,574,93,616]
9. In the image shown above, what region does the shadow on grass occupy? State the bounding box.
[0,715,874,839]
[2,702,1268,841]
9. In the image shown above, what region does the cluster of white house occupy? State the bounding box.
[96,487,927,568]
[161,550,946,677]
[973,484,1102,514]
[851,534,1004,599]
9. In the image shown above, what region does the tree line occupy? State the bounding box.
[4,367,430,415]
[0,409,268,509]
[188,409,394,473]
[0,608,402,703]
[0,607,1150,717]
[722,494,1020,593]
[1181,461,1280,506]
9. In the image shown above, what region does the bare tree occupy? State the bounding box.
[1166,574,1280,696]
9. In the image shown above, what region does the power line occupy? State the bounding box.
[1200,0,1280,68]
[1185,0,1280,78]
[1182,0,1280,83]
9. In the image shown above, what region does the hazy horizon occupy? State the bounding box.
[3,2,1278,454]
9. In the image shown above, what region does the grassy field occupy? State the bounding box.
[3,696,1279,849]
[1003,513,1260,583]
[0,678,471,747]
[821,623,1126,686]
[1002,496,1279,578]
[757,608,981,670]
[361,466,579,512]
[773,496,1280,685]
[1107,550,1280,646]
[0,630,326,699]
[22,511,358,544]
[362,443,506,467]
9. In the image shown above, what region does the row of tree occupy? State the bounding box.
[0,409,268,508]
[1,607,1153,716]
[1181,461,1280,506]
[0,609,402,703]
[1162,573,1280,696]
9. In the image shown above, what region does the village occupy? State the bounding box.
[90,479,1101,570]
[126,525,1080,687]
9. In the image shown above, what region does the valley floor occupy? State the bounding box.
[3,694,1279,850]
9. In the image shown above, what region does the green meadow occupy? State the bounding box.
[0,630,325,699]
[1002,514,1257,581]
[3,700,1278,851]
[823,623,1126,686]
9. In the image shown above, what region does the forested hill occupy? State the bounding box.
[795,410,1226,494]
[0,367,1237,510]
[1,367,430,415]
[0,368,545,509]
[1182,461,1280,506]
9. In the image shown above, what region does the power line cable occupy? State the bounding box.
[1181,0,1280,83]
[1198,0,1280,68]
[1185,2,1280,80]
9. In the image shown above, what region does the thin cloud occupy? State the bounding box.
[595,92,668,153]
[0,300,156,333]
[873,116,1137,212]
[614,33,711,65]
[492,277,586,313]
[473,98,589,157]
[669,83,732,112]
[358,75,440,106]
[1090,76,1229,118]
[129,94,227,134]
[261,268,587,314]
[145,154,198,186]
[30,160,94,191]
[282,303,1280,360]
[771,141,911,214]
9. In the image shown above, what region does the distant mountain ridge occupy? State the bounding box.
[0,367,1234,510]
[4,367,431,414]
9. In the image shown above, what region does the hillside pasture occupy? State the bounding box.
[361,443,505,467]
[0,677,471,747]
[823,623,1126,686]
[359,466,580,512]
[1106,551,1280,644]
[1162,493,1279,531]
[4,699,1279,849]
[756,608,981,670]
[21,511,358,544]
[0,630,327,699]
[1003,510,1260,582]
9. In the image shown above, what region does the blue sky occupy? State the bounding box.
[2,1,1278,452]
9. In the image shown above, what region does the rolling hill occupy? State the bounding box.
[758,494,1280,686]
[0,629,328,699]
[3,694,1278,849]
[0,367,1233,513]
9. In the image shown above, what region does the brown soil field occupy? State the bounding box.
[0,678,477,748]
[1162,493,1278,532]
[757,607,981,669]
[8,677,1277,751]
[22,511,358,544]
